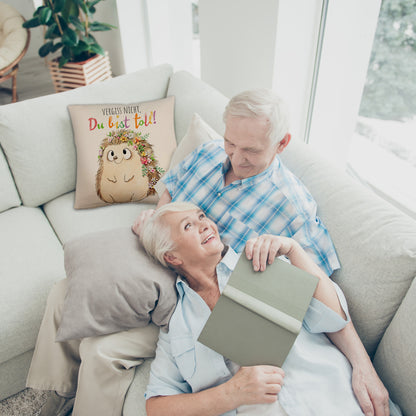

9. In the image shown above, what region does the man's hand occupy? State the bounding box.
[245,235,296,272]
[225,365,284,408]
[131,209,156,236]
[352,364,390,416]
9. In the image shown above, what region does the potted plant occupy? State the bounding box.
[23,0,116,92]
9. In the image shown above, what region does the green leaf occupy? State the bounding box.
[89,43,105,56]
[51,42,63,53]
[89,22,115,31]
[22,17,41,28]
[74,0,88,14]
[38,41,54,57]
[53,0,65,13]
[44,23,59,39]
[62,0,79,21]
[62,28,79,46]
[59,55,69,68]
[39,7,52,24]
[69,15,85,32]
[61,45,72,59]
[76,40,90,52]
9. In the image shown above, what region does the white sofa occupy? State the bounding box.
[0,64,415,416]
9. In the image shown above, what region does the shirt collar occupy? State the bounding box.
[175,246,240,295]
[221,156,280,187]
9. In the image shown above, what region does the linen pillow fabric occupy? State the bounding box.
[56,227,178,342]
[155,113,222,196]
[68,96,176,209]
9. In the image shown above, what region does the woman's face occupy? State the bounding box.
[163,209,224,267]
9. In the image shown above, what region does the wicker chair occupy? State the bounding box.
[0,2,30,103]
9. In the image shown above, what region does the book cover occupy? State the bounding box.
[198,255,319,367]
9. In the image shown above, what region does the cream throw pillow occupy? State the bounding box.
[68,96,176,209]
[155,113,223,196]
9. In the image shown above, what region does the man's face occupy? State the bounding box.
[224,116,279,179]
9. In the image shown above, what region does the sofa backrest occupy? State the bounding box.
[0,144,21,213]
[167,70,229,143]
[0,64,173,208]
[281,141,416,355]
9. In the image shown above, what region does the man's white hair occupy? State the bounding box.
[223,89,290,145]
[140,201,200,267]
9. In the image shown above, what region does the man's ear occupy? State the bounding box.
[276,133,291,154]
[164,252,183,266]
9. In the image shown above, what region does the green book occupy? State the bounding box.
[198,255,319,367]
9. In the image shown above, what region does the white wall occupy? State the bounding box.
[308,0,381,163]
[147,0,194,72]
[199,0,280,98]
[273,0,322,143]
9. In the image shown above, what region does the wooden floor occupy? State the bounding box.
[0,56,56,106]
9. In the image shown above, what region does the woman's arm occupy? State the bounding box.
[147,365,284,416]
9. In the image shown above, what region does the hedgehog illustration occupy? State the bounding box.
[95,129,164,204]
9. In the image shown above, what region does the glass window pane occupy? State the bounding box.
[348,0,416,218]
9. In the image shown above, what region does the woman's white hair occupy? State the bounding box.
[140,201,200,267]
[223,89,290,145]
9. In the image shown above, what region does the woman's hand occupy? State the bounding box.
[225,365,284,407]
[245,235,297,271]
[132,209,156,236]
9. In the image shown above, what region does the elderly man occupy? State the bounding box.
[133,89,389,415]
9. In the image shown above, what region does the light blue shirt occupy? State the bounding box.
[162,140,340,276]
[145,248,366,415]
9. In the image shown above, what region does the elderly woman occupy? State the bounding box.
[140,202,400,416]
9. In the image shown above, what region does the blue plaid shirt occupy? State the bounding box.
[162,140,340,276]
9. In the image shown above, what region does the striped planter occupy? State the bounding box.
[47,52,112,93]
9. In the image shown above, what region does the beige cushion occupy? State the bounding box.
[56,228,177,341]
[43,191,151,245]
[0,206,65,364]
[155,113,222,196]
[0,145,20,212]
[373,277,416,416]
[167,70,228,145]
[0,4,27,69]
[68,97,176,209]
[280,141,416,357]
[0,64,173,207]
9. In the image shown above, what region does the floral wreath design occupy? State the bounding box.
[97,129,165,195]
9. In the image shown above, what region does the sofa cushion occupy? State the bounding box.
[56,228,177,341]
[68,97,176,209]
[0,64,173,207]
[155,113,221,196]
[280,141,416,357]
[0,144,20,213]
[123,358,153,416]
[373,277,416,416]
[167,71,228,144]
[0,206,65,364]
[43,191,152,244]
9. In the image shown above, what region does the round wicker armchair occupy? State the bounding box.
[0,2,30,103]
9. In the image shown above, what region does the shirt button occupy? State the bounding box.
[217,192,222,197]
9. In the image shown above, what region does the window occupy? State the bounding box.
[347,0,416,218]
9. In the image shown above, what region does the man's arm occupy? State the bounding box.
[327,323,390,416]
[245,235,390,416]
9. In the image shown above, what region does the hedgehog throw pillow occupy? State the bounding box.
[68,96,176,209]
